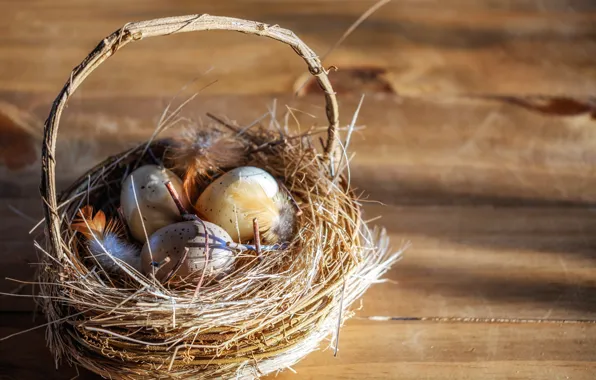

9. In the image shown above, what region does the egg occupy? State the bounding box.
[121,165,190,242]
[140,220,235,282]
[195,166,295,243]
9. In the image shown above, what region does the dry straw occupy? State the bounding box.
[38,14,400,379]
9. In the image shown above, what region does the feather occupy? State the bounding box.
[169,129,247,201]
[72,205,122,239]
[88,233,141,272]
[228,182,294,243]
[269,196,296,242]
[72,206,141,273]
[72,205,104,239]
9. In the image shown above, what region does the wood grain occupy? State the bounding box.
[2,94,596,204]
[1,1,595,379]
[1,1,595,97]
[1,314,595,379]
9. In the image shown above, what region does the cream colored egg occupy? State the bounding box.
[121,165,190,242]
[195,166,283,242]
[141,220,235,282]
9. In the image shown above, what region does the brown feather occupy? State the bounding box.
[169,129,247,201]
[72,206,122,240]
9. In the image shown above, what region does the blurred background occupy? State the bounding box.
[1,1,596,379]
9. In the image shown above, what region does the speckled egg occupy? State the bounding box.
[140,220,235,282]
[121,165,190,242]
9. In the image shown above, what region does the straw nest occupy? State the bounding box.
[37,15,400,379]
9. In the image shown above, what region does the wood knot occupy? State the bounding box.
[308,66,322,75]
[296,67,395,96]
[495,96,596,119]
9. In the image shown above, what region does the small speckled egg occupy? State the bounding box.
[121,165,190,242]
[140,220,235,282]
[195,166,294,243]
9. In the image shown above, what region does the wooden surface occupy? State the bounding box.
[1,1,596,379]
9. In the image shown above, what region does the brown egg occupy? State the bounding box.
[141,220,235,282]
[195,166,295,243]
[120,165,190,242]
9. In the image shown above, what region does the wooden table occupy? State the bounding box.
[1,1,596,379]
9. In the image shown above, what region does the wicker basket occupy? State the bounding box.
[38,14,399,379]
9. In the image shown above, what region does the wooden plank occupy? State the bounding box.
[1,1,595,97]
[278,362,596,380]
[274,319,596,379]
[1,313,595,379]
[3,94,596,204]
[4,201,596,318]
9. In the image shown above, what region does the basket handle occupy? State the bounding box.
[40,14,339,260]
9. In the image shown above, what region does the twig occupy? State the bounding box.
[151,256,171,268]
[146,147,163,166]
[131,175,155,278]
[248,127,324,154]
[238,112,269,135]
[164,248,190,283]
[334,94,364,186]
[253,218,262,259]
[185,214,211,300]
[164,181,189,215]
[334,281,346,357]
[321,0,391,62]
[206,113,241,134]
[0,282,29,298]
[193,233,210,299]
[226,242,288,252]
[249,138,288,154]
[0,309,90,342]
